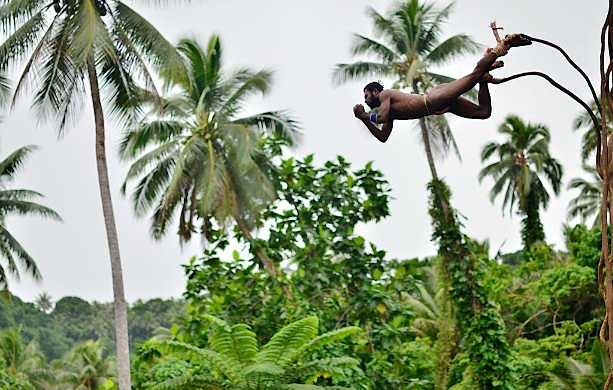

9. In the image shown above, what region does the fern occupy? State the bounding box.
[257,316,319,365]
[208,322,258,367]
[284,327,362,367]
[163,341,241,383]
[144,316,362,389]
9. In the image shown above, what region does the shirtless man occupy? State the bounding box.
[353,32,531,143]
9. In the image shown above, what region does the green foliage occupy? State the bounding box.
[0,295,184,361]
[428,179,513,389]
[54,340,115,389]
[183,155,423,388]
[134,316,363,389]
[0,146,61,290]
[565,224,603,269]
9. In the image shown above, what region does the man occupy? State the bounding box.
[353,32,531,143]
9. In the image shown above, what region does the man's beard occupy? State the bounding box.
[366,98,380,110]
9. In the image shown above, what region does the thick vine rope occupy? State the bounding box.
[487,17,612,388]
[600,3,613,389]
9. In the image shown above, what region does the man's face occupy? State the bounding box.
[364,89,381,109]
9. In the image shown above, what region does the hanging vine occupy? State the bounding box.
[487,8,612,388]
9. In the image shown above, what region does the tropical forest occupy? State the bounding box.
[0,0,612,389]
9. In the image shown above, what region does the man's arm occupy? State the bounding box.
[360,117,393,143]
[353,104,393,143]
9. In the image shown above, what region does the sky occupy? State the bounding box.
[2,0,604,303]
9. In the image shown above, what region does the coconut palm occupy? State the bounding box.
[333,0,480,180]
[55,340,115,390]
[567,165,602,227]
[0,327,49,388]
[34,292,53,313]
[0,146,60,290]
[120,36,299,279]
[0,1,188,387]
[480,115,563,248]
[406,266,441,340]
[573,99,610,163]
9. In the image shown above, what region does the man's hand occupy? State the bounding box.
[353,104,367,120]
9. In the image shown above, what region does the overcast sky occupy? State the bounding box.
[3,0,604,303]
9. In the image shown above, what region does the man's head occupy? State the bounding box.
[363,81,384,109]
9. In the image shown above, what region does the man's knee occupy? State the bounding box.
[477,108,491,119]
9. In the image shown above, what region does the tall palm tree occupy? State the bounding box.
[120,36,299,279]
[55,340,115,390]
[0,1,187,388]
[0,146,60,290]
[567,165,602,227]
[480,115,563,248]
[333,0,479,181]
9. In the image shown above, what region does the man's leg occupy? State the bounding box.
[448,80,492,119]
[424,33,530,114]
[425,52,498,113]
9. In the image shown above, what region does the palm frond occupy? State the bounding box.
[0,145,36,178]
[0,225,41,281]
[233,111,301,146]
[119,120,184,158]
[332,61,393,85]
[114,1,186,84]
[425,34,480,65]
[350,34,398,62]
[0,8,47,72]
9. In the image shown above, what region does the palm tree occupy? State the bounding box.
[573,99,610,163]
[34,292,54,313]
[480,115,563,248]
[406,267,441,340]
[406,265,456,389]
[55,340,115,390]
[0,2,187,388]
[0,327,49,388]
[120,36,299,279]
[141,316,361,389]
[567,165,602,227]
[0,146,61,290]
[333,0,479,181]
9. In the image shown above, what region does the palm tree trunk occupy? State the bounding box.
[234,215,278,279]
[418,118,440,181]
[419,115,452,223]
[234,214,293,298]
[86,57,131,390]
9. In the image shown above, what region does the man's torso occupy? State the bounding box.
[387,90,430,120]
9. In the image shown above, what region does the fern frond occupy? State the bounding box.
[257,317,319,366]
